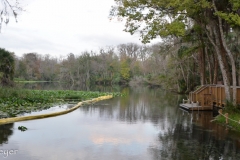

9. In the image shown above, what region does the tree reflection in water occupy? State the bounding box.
[4,84,239,159]
[0,123,14,145]
[149,110,240,160]
[81,86,240,160]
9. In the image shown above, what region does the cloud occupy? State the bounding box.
[0,0,150,57]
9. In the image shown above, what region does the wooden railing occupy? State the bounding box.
[189,85,215,106]
[189,85,240,107]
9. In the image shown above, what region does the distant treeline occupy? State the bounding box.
[12,42,198,93]
[0,37,236,93]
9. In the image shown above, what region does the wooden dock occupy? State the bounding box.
[180,84,240,111]
[180,103,213,111]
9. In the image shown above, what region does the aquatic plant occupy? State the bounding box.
[0,88,118,118]
[18,126,27,132]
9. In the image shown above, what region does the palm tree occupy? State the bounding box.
[0,48,15,86]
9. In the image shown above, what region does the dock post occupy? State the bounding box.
[219,109,222,114]
[225,113,229,124]
[196,101,199,111]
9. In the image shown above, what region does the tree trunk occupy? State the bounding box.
[213,30,232,101]
[205,47,212,84]
[69,71,75,85]
[199,48,205,85]
[206,25,232,101]
[213,0,237,104]
[199,34,206,85]
[213,52,218,84]
[179,62,187,86]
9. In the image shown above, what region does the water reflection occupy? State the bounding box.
[0,123,14,145]
[16,82,121,92]
[149,110,240,160]
[81,87,240,159]
[16,82,61,90]
[0,86,240,160]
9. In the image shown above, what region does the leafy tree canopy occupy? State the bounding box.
[110,0,240,43]
[0,48,15,86]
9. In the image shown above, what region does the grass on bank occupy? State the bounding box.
[215,102,240,131]
[0,87,119,118]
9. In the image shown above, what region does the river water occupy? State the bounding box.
[1,85,240,160]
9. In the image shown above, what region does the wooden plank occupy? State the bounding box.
[179,103,212,111]
[186,85,240,109]
[237,88,240,104]
[220,87,222,105]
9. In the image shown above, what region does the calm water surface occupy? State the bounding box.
[1,86,240,160]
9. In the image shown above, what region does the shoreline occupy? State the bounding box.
[0,95,113,125]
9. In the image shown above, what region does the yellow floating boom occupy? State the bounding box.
[0,95,113,125]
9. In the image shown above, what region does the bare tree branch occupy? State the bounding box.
[0,0,23,31]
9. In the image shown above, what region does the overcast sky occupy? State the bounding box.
[0,0,159,58]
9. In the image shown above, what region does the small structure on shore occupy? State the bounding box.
[180,85,240,111]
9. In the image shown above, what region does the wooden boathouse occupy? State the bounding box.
[180,85,240,111]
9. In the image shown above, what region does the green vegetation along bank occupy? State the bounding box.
[215,106,240,132]
[213,101,240,132]
[0,88,119,118]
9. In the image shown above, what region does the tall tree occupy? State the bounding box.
[22,53,41,80]
[110,0,240,102]
[0,48,15,86]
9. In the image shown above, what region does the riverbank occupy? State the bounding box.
[214,107,240,132]
[0,95,113,125]
[0,87,118,118]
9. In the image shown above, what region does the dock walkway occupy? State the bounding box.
[180,103,213,111]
